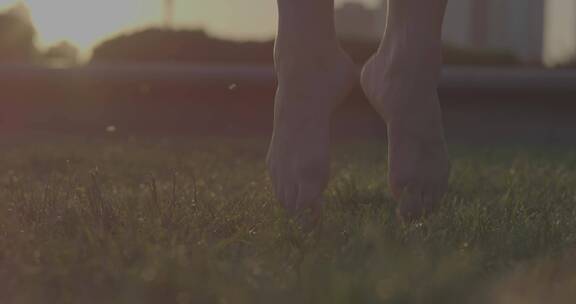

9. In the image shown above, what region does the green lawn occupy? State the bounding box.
[2,138,576,304]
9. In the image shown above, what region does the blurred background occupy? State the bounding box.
[0,0,575,144]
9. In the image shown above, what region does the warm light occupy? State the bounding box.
[0,0,281,55]
[0,0,571,66]
[0,0,17,10]
[24,0,162,51]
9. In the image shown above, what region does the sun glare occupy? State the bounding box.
[0,0,383,56]
[0,0,284,56]
[24,0,162,51]
[0,0,163,53]
[0,0,281,54]
[0,0,570,65]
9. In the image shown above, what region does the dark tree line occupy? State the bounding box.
[0,5,37,63]
[0,5,79,65]
[0,3,518,67]
[91,29,275,65]
[91,28,519,66]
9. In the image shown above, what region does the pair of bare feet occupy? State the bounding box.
[267,0,450,222]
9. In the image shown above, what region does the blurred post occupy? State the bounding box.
[164,0,174,28]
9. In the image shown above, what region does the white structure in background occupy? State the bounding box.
[544,0,576,66]
[454,0,545,62]
[443,0,545,63]
[442,0,473,48]
[509,0,545,63]
[444,0,545,62]
[336,0,547,63]
[163,0,174,28]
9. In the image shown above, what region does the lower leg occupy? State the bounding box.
[275,0,339,63]
[361,0,450,220]
[267,0,357,219]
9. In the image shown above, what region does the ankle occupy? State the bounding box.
[372,32,443,75]
[384,0,446,44]
[274,46,350,75]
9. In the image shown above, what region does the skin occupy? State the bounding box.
[267,0,358,221]
[362,0,450,220]
[268,0,450,222]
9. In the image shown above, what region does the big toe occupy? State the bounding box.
[272,175,324,228]
[272,176,299,214]
[395,185,443,222]
[296,180,324,218]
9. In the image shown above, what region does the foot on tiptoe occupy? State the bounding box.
[361,38,450,221]
[267,48,358,220]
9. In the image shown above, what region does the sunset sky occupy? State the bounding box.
[0,0,380,51]
[0,0,573,64]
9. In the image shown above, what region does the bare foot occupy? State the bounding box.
[267,49,357,218]
[361,36,450,221]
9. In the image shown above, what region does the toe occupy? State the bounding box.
[282,180,300,214]
[396,183,444,222]
[296,181,324,213]
[396,189,425,222]
[420,186,442,215]
[272,180,285,207]
[295,181,324,226]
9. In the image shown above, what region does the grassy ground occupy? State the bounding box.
[2,137,576,304]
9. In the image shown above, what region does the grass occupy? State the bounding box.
[2,137,576,303]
